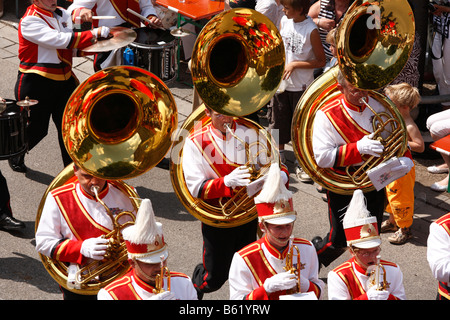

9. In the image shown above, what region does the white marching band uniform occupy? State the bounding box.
[327,259,406,300]
[67,0,158,70]
[182,119,285,199]
[229,236,324,300]
[327,190,406,300]
[96,199,197,300]
[427,212,450,299]
[36,182,135,264]
[228,163,324,300]
[313,96,386,169]
[97,269,197,300]
[67,0,157,28]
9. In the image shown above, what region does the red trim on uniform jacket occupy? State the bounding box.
[103,269,190,300]
[190,122,241,200]
[332,257,400,300]
[190,120,289,200]
[321,95,369,167]
[19,5,95,80]
[50,182,112,264]
[237,236,320,300]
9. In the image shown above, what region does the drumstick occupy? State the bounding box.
[92,16,117,20]
[126,8,165,30]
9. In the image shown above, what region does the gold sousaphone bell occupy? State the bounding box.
[170,8,285,227]
[291,0,415,195]
[35,66,178,295]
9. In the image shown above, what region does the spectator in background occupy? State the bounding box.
[381,83,424,245]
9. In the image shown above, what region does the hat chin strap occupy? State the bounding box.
[132,258,156,284]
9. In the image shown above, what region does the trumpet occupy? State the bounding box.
[367,255,389,291]
[284,237,301,293]
[153,255,171,294]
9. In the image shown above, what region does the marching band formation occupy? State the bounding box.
[0,0,450,302]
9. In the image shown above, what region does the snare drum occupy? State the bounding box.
[0,100,28,160]
[124,27,177,83]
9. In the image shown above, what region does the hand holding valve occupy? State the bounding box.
[357,133,384,157]
[224,166,251,188]
[80,236,109,260]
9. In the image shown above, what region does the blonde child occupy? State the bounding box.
[323,28,337,72]
[381,83,424,244]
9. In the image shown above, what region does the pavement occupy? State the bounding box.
[0,2,450,302]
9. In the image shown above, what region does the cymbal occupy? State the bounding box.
[170,28,194,38]
[16,97,38,107]
[82,27,137,53]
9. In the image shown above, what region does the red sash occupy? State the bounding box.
[333,257,400,300]
[333,259,366,299]
[51,182,111,240]
[321,96,369,144]
[190,123,240,177]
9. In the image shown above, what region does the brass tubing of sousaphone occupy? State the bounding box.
[291,0,414,195]
[191,8,285,117]
[62,66,178,180]
[36,66,177,295]
[169,104,277,228]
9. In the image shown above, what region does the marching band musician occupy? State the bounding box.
[427,212,450,300]
[97,199,197,300]
[327,190,406,300]
[12,0,110,171]
[68,0,162,71]
[35,164,136,300]
[0,97,26,231]
[182,107,289,299]
[228,163,324,300]
[311,69,414,268]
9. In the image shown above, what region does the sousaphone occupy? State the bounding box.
[35,66,177,295]
[170,8,285,227]
[291,0,415,195]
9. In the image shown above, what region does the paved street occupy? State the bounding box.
[0,3,450,302]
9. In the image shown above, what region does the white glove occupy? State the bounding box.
[224,166,251,188]
[80,237,109,260]
[263,271,297,293]
[357,133,384,157]
[150,291,175,300]
[391,156,414,176]
[366,286,390,300]
[91,26,110,39]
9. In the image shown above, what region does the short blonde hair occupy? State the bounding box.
[326,28,336,46]
[383,82,420,109]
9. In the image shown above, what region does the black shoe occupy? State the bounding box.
[8,154,27,173]
[156,158,170,170]
[0,216,26,231]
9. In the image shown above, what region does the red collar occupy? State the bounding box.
[132,269,156,293]
[262,235,290,260]
[209,121,236,141]
[350,256,368,275]
[78,182,110,201]
[31,4,55,18]
[342,97,365,113]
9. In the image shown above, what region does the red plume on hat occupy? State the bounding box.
[122,199,168,263]
[254,162,296,225]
